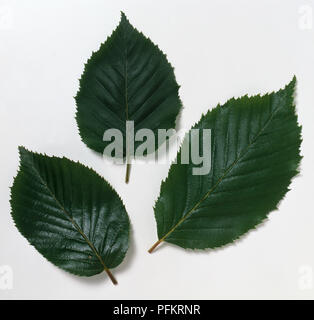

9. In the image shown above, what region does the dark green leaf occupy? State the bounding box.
[149,77,301,252]
[75,12,182,182]
[10,147,129,284]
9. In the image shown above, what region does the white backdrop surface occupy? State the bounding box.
[0,0,313,299]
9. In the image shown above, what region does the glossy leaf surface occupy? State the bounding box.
[11,147,129,284]
[150,78,301,251]
[75,12,182,182]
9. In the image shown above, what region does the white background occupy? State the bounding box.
[0,0,313,300]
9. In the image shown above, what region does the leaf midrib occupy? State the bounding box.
[123,26,131,168]
[30,158,110,272]
[122,25,129,122]
[160,98,282,242]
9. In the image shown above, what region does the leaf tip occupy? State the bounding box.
[120,11,128,23]
[18,145,26,153]
[18,145,31,160]
[289,75,297,89]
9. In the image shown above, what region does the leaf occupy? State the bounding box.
[75,12,182,183]
[10,147,129,285]
[149,77,302,252]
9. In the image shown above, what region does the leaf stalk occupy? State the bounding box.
[105,268,118,285]
[148,239,163,253]
[125,163,131,183]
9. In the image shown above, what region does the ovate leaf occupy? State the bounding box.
[75,12,182,182]
[10,147,129,285]
[149,77,301,252]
